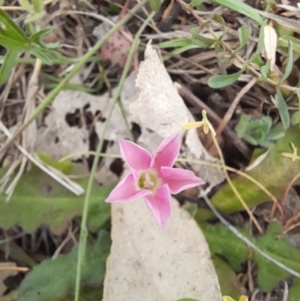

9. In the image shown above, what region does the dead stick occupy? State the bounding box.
[216,77,257,135]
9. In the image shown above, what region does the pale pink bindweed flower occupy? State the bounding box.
[105,135,205,227]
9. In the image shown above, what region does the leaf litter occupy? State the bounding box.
[2,0,300,301]
[104,192,222,301]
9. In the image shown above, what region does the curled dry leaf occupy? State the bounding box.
[263,24,277,72]
[103,184,222,301]
[130,44,225,194]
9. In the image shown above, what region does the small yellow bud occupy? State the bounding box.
[182,110,216,136]
[183,121,204,130]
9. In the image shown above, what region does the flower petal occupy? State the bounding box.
[151,135,180,170]
[119,139,152,172]
[106,174,151,203]
[144,184,171,227]
[160,166,205,194]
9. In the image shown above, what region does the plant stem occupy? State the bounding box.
[73,9,156,301]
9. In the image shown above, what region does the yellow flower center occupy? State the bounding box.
[138,170,160,191]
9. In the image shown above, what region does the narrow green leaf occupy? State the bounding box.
[0,48,20,85]
[29,28,53,43]
[238,25,250,48]
[276,88,290,129]
[158,39,194,49]
[0,9,29,43]
[281,40,294,82]
[243,133,259,145]
[170,44,197,55]
[235,114,250,138]
[208,70,243,88]
[190,27,216,47]
[211,0,263,24]
[162,45,198,60]
[148,0,161,12]
[0,31,28,49]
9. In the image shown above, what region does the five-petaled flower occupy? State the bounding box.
[105,134,205,227]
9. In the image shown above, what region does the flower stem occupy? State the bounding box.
[207,126,264,234]
[73,8,156,301]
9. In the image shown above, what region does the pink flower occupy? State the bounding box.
[105,135,205,227]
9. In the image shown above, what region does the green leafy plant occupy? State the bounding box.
[208,70,244,89]
[206,21,265,89]
[235,114,285,148]
[18,230,111,301]
[200,222,300,293]
[0,9,61,84]
[0,164,113,234]
[158,39,199,60]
